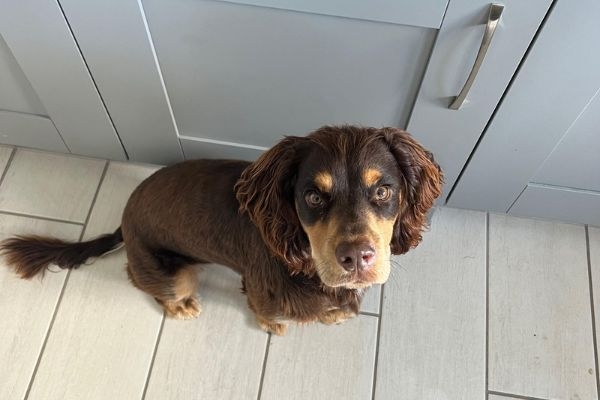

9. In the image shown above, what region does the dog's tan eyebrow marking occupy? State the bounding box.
[362,168,382,187]
[314,171,333,192]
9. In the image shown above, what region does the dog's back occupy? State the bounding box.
[121,159,269,273]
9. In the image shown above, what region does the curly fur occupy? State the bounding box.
[236,126,443,265]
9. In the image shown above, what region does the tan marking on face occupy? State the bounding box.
[362,212,395,285]
[300,210,397,288]
[300,216,340,286]
[362,168,383,187]
[314,171,333,193]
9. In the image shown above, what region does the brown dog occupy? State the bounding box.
[1,126,442,335]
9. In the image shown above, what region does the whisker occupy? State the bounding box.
[390,258,408,274]
[384,257,408,291]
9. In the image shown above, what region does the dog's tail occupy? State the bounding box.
[0,227,124,279]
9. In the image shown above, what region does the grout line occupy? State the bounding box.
[23,271,74,400]
[370,283,385,400]
[23,160,109,399]
[0,210,85,227]
[141,313,166,400]
[256,333,272,400]
[585,225,600,397]
[79,161,110,237]
[0,147,16,189]
[485,213,490,400]
[488,390,548,400]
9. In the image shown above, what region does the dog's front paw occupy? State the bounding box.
[318,309,356,325]
[163,296,202,320]
[256,316,288,336]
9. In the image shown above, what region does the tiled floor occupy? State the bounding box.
[0,145,599,400]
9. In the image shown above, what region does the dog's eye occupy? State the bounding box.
[374,186,392,202]
[305,191,325,207]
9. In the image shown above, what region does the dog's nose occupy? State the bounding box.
[335,242,376,272]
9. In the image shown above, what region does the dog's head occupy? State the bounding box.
[235,126,442,289]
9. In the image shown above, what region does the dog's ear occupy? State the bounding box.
[235,136,311,272]
[381,128,443,254]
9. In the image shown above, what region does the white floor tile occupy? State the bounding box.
[261,314,378,400]
[2,145,599,400]
[588,226,600,398]
[0,214,81,400]
[375,207,487,400]
[488,215,596,399]
[26,162,163,400]
[144,266,268,400]
[0,149,105,222]
[0,146,13,176]
[361,284,381,314]
[83,162,159,238]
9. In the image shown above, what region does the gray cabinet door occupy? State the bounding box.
[448,0,600,226]
[60,0,551,167]
[61,0,447,163]
[407,0,552,202]
[0,0,126,160]
[0,34,66,153]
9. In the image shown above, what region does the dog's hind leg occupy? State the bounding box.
[255,315,288,336]
[125,241,201,320]
[243,290,289,336]
[156,266,201,320]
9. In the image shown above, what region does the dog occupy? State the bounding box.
[0,126,442,335]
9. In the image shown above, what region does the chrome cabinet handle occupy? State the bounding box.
[449,3,504,110]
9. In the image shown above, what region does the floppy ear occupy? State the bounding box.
[235,136,311,273]
[381,128,443,254]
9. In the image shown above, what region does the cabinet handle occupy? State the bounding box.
[449,3,504,110]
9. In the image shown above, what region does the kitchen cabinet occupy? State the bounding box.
[407,0,551,201]
[2,0,552,198]
[448,0,600,226]
[60,0,445,164]
[0,0,126,160]
[58,0,550,177]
